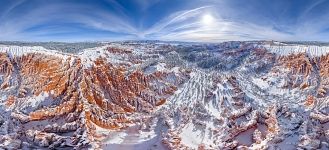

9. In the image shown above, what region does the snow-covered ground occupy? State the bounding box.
[264,44,329,57]
[0,41,328,149]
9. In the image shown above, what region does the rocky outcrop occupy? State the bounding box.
[310,112,329,123]
[1,42,329,149]
[0,45,180,149]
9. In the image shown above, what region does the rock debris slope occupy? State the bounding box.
[0,41,328,150]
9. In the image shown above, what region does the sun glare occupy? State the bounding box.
[202,14,214,25]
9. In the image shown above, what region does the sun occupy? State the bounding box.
[202,14,214,25]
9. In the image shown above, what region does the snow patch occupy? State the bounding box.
[19,91,52,114]
[0,45,73,60]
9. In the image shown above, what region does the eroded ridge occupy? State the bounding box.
[0,42,328,150]
[0,44,183,149]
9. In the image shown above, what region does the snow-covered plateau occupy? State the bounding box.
[0,41,328,150]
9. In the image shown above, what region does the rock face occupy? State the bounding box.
[0,41,329,149]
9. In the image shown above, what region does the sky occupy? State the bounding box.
[1,0,329,42]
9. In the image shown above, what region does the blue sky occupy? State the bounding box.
[1,0,329,42]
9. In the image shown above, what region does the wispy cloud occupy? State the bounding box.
[0,0,329,42]
[0,0,140,41]
[140,5,292,42]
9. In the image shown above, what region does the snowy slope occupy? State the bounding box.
[0,41,328,150]
[264,44,329,57]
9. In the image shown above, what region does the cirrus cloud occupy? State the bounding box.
[0,0,329,42]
